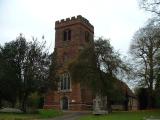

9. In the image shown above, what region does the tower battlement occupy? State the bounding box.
[55,15,94,30]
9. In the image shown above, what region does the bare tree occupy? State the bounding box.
[139,0,160,16]
[130,22,160,108]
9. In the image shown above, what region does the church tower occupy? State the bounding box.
[44,15,94,111]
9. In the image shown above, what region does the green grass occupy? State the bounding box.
[0,113,38,120]
[79,110,160,120]
[1,109,160,120]
[0,109,63,120]
[38,109,63,118]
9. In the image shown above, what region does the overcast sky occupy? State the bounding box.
[0,0,151,55]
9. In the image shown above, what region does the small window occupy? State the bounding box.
[85,31,90,42]
[68,30,71,40]
[63,29,71,41]
[63,31,67,41]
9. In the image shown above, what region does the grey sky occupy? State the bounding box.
[0,0,150,54]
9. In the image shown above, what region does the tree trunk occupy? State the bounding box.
[107,97,112,113]
[21,93,28,113]
[147,87,154,109]
[124,92,129,111]
[147,43,154,109]
[0,98,2,108]
[11,101,15,108]
[21,99,27,112]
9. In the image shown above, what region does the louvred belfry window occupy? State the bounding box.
[63,29,71,41]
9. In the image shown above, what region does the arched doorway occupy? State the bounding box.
[61,97,69,110]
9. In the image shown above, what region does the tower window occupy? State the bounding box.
[85,31,90,42]
[60,73,71,91]
[63,29,71,41]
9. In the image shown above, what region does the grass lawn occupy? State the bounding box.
[0,113,39,120]
[0,109,63,120]
[79,110,160,120]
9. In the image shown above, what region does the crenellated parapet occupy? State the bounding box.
[55,15,94,31]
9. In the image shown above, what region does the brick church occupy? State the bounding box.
[44,15,138,111]
[44,15,94,110]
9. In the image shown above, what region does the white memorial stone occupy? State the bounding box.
[93,95,108,115]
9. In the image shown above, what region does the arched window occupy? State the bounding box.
[63,29,71,41]
[60,73,71,91]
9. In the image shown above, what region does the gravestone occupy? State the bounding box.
[0,107,22,113]
[145,116,160,120]
[93,95,108,115]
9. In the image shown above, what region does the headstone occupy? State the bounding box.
[145,116,160,120]
[0,107,22,113]
[93,95,108,115]
[145,118,160,120]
